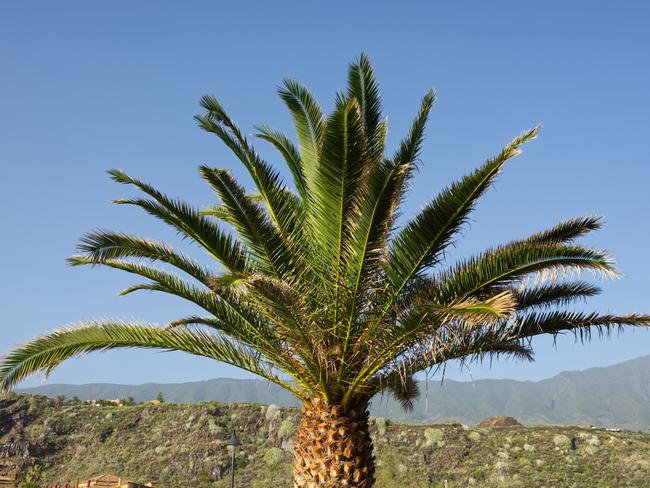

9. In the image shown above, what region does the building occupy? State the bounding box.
[0,474,17,488]
[75,474,155,488]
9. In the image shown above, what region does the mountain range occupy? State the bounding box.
[18,354,650,430]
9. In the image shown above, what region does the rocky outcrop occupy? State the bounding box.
[478,416,522,428]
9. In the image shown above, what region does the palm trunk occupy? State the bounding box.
[293,398,375,487]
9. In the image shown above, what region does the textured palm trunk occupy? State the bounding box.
[293,398,375,487]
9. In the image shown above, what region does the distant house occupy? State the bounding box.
[75,474,155,488]
[0,474,17,488]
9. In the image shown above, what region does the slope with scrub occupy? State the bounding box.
[1,395,649,487]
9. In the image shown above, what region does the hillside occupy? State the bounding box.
[19,355,650,430]
[1,395,649,487]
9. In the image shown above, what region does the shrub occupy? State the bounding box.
[23,464,42,484]
[278,419,296,439]
[375,417,387,436]
[553,434,572,449]
[424,428,443,446]
[264,447,285,468]
[265,404,281,421]
[207,417,222,436]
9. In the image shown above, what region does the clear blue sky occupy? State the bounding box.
[1,1,649,387]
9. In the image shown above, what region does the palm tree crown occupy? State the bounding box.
[2,55,648,415]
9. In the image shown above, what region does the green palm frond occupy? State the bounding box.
[340,91,436,333]
[357,243,611,363]
[384,374,420,412]
[109,169,249,272]
[346,292,519,392]
[195,98,302,240]
[0,322,305,400]
[67,256,279,352]
[519,215,604,245]
[199,204,232,222]
[199,166,292,277]
[165,315,224,330]
[510,311,650,342]
[510,282,601,310]
[234,274,326,389]
[74,230,210,283]
[368,311,650,401]
[278,79,324,189]
[391,89,436,174]
[386,126,539,298]
[307,98,368,322]
[418,291,518,322]
[431,243,617,306]
[255,125,307,199]
[68,255,209,300]
[347,53,385,163]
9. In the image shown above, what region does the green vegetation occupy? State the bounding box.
[1,395,649,487]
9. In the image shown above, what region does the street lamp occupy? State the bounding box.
[226,430,241,488]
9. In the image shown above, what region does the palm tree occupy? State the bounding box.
[1,55,648,487]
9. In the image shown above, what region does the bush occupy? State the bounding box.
[278,419,296,439]
[424,428,443,446]
[375,417,387,436]
[207,417,222,435]
[22,465,42,484]
[264,447,285,468]
[553,434,572,449]
[265,404,281,421]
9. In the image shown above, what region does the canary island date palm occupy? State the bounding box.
[2,55,649,487]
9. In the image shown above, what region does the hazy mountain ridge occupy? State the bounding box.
[18,355,650,430]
